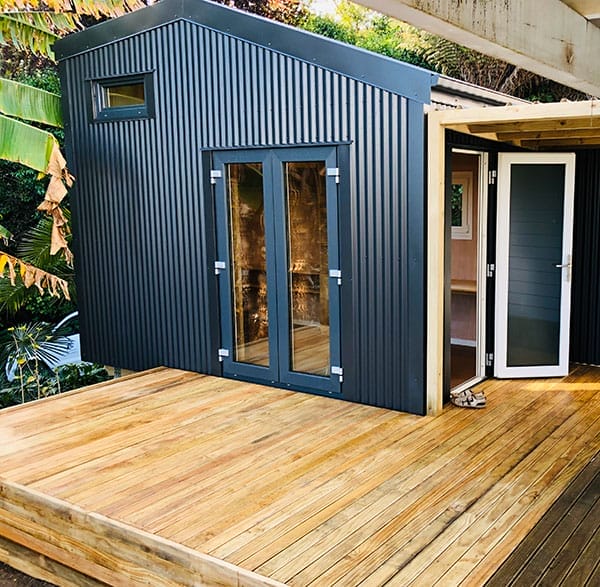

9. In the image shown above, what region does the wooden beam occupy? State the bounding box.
[426,111,446,416]
[354,0,600,96]
[522,136,600,147]
[469,118,600,136]
[0,479,286,587]
[438,101,600,128]
[497,128,600,141]
[0,534,103,587]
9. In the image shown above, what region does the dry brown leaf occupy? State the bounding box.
[0,251,70,300]
[37,143,74,264]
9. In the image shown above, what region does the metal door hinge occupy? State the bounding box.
[488,170,497,185]
[487,263,495,278]
[214,260,226,275]
[329,269,342,285]
[210,169,222,184]
[331,366,343,382]
[327,167,340,184]
[218,348,230,362]
[486,353,494,367]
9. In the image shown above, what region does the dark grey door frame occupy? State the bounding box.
[212,145,342,395]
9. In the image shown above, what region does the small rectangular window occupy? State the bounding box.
[92,73,154,121]
[451,171,473,240]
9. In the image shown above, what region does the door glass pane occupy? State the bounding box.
[285,161,330,376]
[228,163,269,366]
[507,164,565,367]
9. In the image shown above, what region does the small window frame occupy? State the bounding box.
[451,170,473,240]
[92,73,154,122]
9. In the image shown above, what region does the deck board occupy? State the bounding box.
[485,452,600,586]
[0,365,599,585]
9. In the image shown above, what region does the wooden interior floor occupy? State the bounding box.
[451,344,477,389]
[0,365,599,586]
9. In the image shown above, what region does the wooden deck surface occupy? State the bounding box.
[0,365,599,585]
[486,451,600,586]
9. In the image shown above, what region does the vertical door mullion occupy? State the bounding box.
[270,152,291,384]
[325,150,341,390]
[262,152,283,381]
[213,152,234,373]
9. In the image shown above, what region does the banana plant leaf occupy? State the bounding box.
[0,78,62,127]
[0,12,65,58]
[0,113,56,173]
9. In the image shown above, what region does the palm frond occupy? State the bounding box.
[0,112,56,172]
[3,320,70,367]
[18,211,71,266]
[0,77,62,127]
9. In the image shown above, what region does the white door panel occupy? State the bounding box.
[495,153,575,378]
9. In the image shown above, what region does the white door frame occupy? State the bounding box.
[495,152,575,378]
[450,148,489,393]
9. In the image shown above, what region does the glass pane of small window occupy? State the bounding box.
[451,171,473,240]
[105,83,145,108]
[451,183,464,227]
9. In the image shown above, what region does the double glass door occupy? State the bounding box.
[213,147,341,393]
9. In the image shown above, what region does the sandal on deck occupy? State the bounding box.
[451,389,486,409]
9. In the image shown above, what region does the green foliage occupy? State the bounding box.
[0,77,62,127]
[304,14,356,44]
[1,320,70,402]
[0,11,65,59]
[0,67,62,249]
[303,1,586,102]
[0,213,76,318]
[0,112,57,172]
[0,363,110,408]
[212,0,308,25]
[302,6,433,70]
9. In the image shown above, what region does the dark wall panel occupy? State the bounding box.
[571,150,600,365]
[61,19,428,413]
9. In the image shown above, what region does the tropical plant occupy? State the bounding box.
[0,213,75,316]
[303,1,587,102]
[213,0,308,25]
[0,360,109,407]
[1,320,69,402]
[0,0,144,301]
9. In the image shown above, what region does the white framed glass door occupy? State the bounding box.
[495,152,575,378]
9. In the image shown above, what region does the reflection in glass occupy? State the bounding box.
[451,183,464,226]
[285,161,330,376]
[228,163,269,366]
[105,83,145,108]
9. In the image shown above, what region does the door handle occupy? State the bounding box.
[554,254,572,282]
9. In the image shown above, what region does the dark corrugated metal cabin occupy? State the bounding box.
[55,0,438,414]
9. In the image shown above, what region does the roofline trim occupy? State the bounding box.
[54,0,438,103]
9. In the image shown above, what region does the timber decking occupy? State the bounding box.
[485,451,600,586]
[0,365,599,586]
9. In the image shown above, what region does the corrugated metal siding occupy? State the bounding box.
[571,150,600,365]
[61,20,427,413]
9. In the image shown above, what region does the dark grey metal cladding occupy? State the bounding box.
[571,150,600,365]
[54,0,434,103]
[60,13,431,413]
[62,24,211,373]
